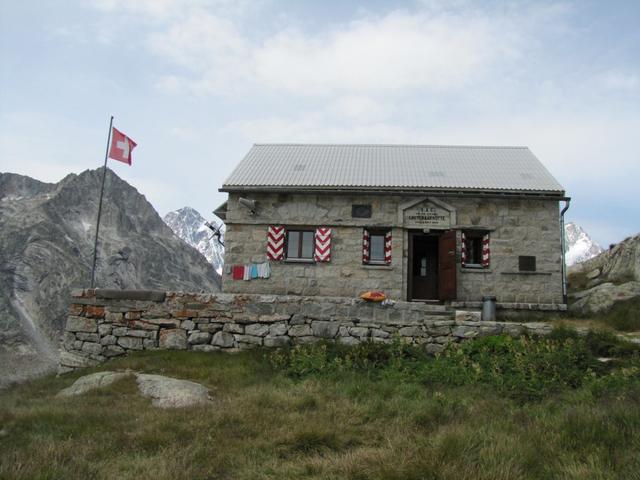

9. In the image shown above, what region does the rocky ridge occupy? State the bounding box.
[0,168,220,388]
[568,233,640,314]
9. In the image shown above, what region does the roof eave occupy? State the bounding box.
[219,185,567,199]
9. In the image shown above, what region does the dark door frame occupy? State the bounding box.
[407,230,441,302]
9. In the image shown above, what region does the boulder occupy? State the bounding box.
[135,374,211,408]
[569,281,640,315]
[57,371,130,396]
[586,268,601,280]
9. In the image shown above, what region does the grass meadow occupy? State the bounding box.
[1,330,640,479]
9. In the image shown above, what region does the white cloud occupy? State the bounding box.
[147,12,248,70]
[252,11,503,95]
[142,4,569,97]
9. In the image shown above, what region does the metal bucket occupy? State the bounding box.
[481,295,497,322]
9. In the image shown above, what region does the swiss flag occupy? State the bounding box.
[108,127,137,165]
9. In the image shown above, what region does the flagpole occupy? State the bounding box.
[90,115,114,289]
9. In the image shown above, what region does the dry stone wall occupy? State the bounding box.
[60,289,555,372]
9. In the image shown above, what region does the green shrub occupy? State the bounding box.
[268,337,424,377]
[600,297,640,332]
[269,333,640,402]
[548,326,640,358]
[419,335,606,401]
[586,356,640,398]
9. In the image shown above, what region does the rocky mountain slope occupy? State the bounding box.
[163,207,224,274]
[568,233,640,314]
[565,222,604,266]
[0,168,220,388]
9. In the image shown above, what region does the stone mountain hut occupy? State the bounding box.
[216,144,570,311]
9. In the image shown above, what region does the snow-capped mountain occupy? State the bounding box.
[565,222,604,266]
[163,207,225,274]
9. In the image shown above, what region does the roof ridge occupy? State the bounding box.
[252,143,530,149]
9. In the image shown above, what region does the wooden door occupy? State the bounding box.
[438,230,457,300]
[409,234,439,301]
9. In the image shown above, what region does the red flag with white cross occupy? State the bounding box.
[108,127,137,165]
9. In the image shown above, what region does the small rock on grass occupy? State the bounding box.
[135,374,211,408]
[57,370,211,409]
[57,371,131,396]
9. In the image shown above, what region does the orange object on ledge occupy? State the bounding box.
[360,291,386,302]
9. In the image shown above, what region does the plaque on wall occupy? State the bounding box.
[352,204,372,218]
[401,198,454,229]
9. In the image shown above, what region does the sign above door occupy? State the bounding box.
[399,197,456,229]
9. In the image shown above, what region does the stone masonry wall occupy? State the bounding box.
[59,289,557,372]
[222,192,563,304]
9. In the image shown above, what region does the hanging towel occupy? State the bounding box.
[243,265,251,280]
[262,261,271,279]
[251,264,259,279]
[232,265,244,280]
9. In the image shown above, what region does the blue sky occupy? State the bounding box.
[1,0,638,246]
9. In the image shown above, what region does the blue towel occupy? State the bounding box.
[251,264,259,279]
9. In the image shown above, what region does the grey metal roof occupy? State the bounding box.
[221,144,565,194]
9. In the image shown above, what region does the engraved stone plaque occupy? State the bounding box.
[403,200,452,229]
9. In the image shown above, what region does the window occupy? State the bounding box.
[519,256,536,272]
[286,230,315,260]
[363,228,392,265]
[461,231,490,268]
[370,233,386,263]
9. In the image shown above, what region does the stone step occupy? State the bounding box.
[409,303,451,313]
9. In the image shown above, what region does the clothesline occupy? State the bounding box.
[232,262,271,280]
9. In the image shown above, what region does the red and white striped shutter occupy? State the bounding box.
[362,229,370,263]
[461,231,467,266]
[266,226,285,261]
[384,230,392,265]
[314,227,331,262]
[481,233,490,267]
